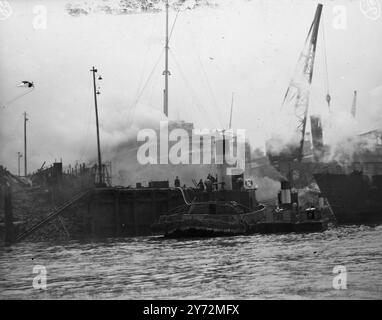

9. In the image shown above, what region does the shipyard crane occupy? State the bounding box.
[281,3,330,162]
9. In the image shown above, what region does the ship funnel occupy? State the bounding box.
[280,181,292,204]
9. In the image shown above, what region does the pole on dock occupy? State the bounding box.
[90,66,103,186]
[229,92,234,129]
[23,112,28,177]
[17,152,22,177]
[163,0,170,117]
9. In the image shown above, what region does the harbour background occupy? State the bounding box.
[0,0,381,300]
[1,225,381,299]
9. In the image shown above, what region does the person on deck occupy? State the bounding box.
[174,176,180,188]
[205,178,213,192]
[197,179,205,191]
[209,174,216,191]
[237,177,244,190]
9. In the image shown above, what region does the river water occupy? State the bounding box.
[0,225,381,299]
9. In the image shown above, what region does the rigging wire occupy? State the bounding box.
[321,13,331,110]
[193,25,225,129]
[189,20,224,128]
[124,7,181,129]
[134,13,158,101]
[147,70,160,106]
[1,88,35,108]
[126,48,165,128]
[196,54,224,129]
[80,8,182,164]
[169,49,214,128]
[169,8,180,42]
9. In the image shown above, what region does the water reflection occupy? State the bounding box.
[0,225,381,299]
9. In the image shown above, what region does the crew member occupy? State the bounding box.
[197,179,205,191]
[174,176,180,188]
[205,177,213,192]
[237,177,244,190]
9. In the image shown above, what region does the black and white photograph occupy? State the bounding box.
[0,0,381,303]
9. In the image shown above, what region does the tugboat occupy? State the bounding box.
[152,181,329,238]
[254,181,329,234]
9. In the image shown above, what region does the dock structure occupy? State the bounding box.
[14,189,92,242]
[87,187,258,237]
[12,185,258,241]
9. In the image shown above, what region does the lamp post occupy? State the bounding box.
[90,66,103,186]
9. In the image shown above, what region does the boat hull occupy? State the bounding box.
[163,227,245,238]
[314,173,382,224]
[153,208,265,238]
[153,206,328,237]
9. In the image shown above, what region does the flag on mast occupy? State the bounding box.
[17,81,34,88]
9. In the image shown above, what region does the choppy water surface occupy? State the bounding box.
[1,225,381,299]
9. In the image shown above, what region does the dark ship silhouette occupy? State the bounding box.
[314,130,382,225]
[314,171,382,225]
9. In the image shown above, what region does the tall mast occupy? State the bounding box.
[229,92,234,129]
[23,112,28,176]
[163,0,170,117]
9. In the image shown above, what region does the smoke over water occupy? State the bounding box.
[1,0,381,179]
[96,85,382,188]
[265,84,382,165]
[320,85,382,164]
[97,104,220,186]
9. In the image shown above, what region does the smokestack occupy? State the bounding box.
[280,181,292,205]
[318,193,325,210]
[216,132,233,191]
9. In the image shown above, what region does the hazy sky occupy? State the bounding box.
[0,0,381,174]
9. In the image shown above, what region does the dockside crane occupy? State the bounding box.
[281,3,324,162]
